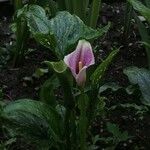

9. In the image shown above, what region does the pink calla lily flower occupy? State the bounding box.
[64,40,95,86]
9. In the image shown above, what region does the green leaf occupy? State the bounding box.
[33,32,56,50]
[125,85,137,95]
[107,122,130,143]
[128,0,150,23]
[33,68,48,78]
[95,96,106,117]
[19,5,110,58]
[142,42,150,49]
[1,99,63,148]
[17,5,56,50]
[91,49,119,85]
[56,104,66,119]
[134,13,150,67]
[107,122,120,136]
[99,82,122,93]
[124,67,150,106]
[145,0,150,8]
[44,60,67,73]
[88,0,101,28]
[40,76,59,106]
[0,89,3,101]
[17,5,49,33]
[4,138,16,147]
[48,11,110,57]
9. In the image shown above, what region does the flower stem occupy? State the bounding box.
[78,89,89,150]
[87,85,99,125]
[57,72,76,149]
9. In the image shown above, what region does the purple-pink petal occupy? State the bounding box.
[76,66,87,87]
[64,40,83,75]
[64,40,95,86]
[80,41,95,67]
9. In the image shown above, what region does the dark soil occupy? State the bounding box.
[0,49,52,100]
[0,1,149,150]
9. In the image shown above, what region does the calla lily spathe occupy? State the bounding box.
[64,40,95,86]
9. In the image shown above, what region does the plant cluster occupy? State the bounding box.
[0,0,150,150]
